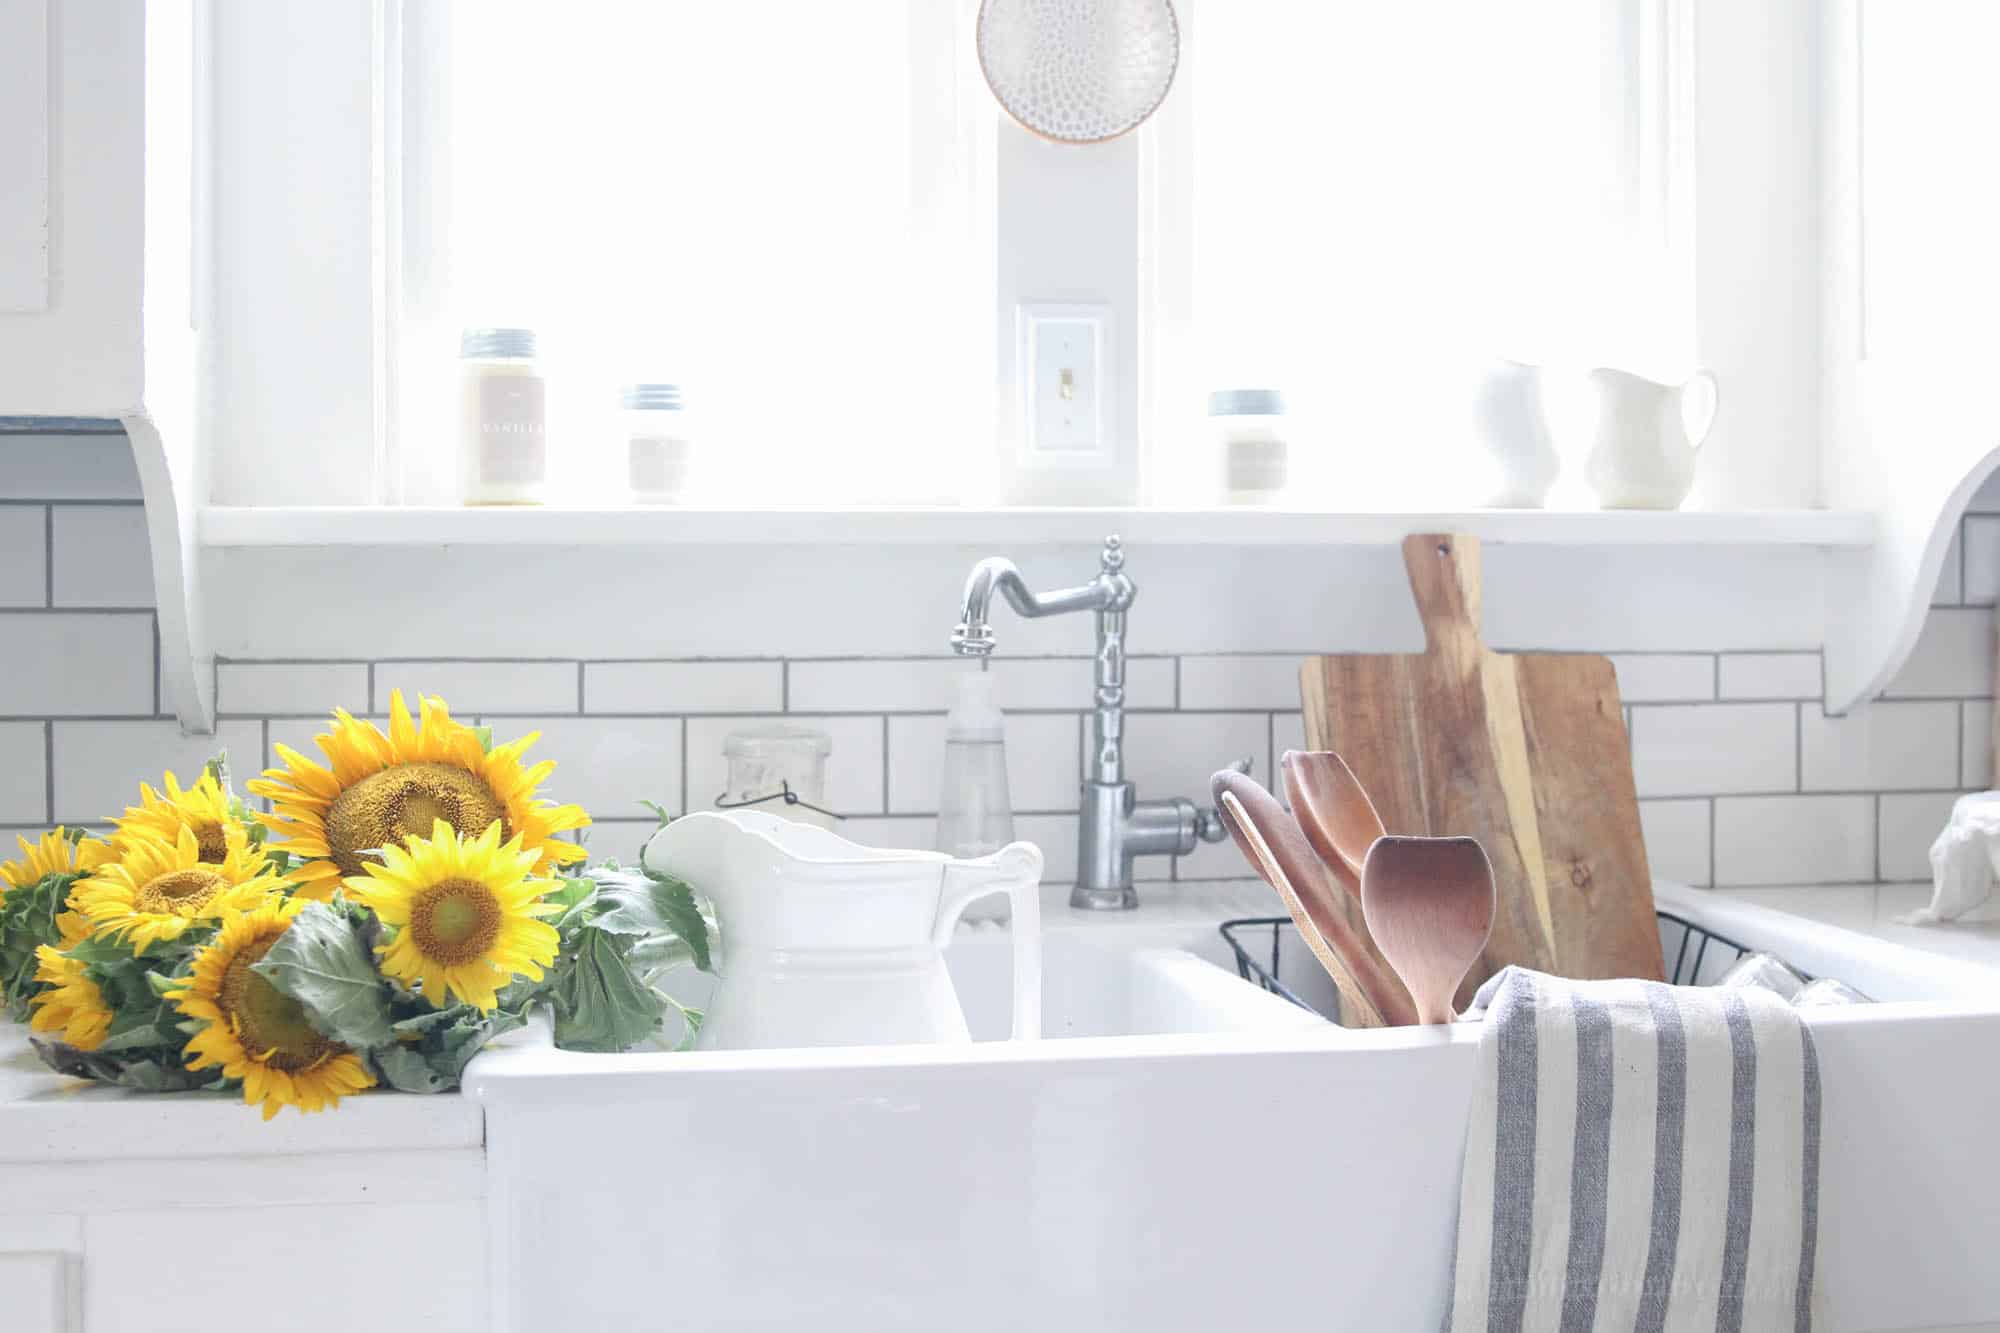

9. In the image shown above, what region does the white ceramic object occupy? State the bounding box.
[646,809,1044,1050]
[1469,359,1559,508]
[976,0,1180,144]
[1916,790,2000,924]
[1581,367,1720,510]
[467,880,2000,1333]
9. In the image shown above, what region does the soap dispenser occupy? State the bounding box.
[937,671,1015,918]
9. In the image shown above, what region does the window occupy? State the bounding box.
[1147,0,1688,507]
[383,1,1687,510]
[400,1,991,505]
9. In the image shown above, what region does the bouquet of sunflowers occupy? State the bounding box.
[0,692,709,1118]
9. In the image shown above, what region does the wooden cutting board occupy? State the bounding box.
[1299,532,1665,1003]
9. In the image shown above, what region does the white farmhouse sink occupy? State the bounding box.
[466,881,2000,1333]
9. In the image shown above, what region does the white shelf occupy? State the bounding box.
[200,505,1877,549]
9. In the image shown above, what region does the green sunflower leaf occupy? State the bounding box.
[551,928,664,1053]
[251,901,396,1051]
[372,1043,452,1093]
[586,869,711,972]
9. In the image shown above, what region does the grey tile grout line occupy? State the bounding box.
[366,662,377,714]
[575,662,584,714]
[1706,796,1717,887]
[43,720,53,825]
[880,716,890,813]
[151,615,162,718]
[1872,793,1883,882]
[1794,701,1803,792]
[42,504,52,608]
[781,659,790,712]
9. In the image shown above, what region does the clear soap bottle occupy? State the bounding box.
[937,672,1015,919]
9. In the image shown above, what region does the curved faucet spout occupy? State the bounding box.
[949,537,1133,658]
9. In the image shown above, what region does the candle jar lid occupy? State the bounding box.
[461,327,538,359]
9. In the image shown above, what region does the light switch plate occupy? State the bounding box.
[1016,303,1111,465]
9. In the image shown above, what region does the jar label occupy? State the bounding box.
[478,377,547,484]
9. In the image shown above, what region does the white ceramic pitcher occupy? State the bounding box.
[645,809,1043,1051]
[1581,367,1720,510]
[1470,358,1560,508]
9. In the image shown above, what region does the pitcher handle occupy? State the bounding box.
[936,842,1044,1041]
[1681,370,1720,448]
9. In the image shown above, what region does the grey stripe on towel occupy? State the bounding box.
[1448,967,1821,1333]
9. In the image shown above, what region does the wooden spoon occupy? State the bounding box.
[1280,749,1386,889]
[1213,770,1417,1028]
[1359,835,1497,1026]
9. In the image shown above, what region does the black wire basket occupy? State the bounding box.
[1218,910,1791,1023]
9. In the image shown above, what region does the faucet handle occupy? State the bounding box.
[1196,757,1255,843]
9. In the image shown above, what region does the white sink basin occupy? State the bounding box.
[466,881,2000,1333]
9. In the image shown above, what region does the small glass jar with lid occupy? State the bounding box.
[459,328,548,505]
[623,383,691,504]
[1209,388,1288,505]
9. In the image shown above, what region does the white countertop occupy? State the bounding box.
[0,1026,482,1164]
[1713,881,2000,971]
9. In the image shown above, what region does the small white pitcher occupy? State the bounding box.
[1470,358,1560,508]
[1581,367,1720,510]
[645,809,1043,1051]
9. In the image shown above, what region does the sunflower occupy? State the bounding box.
[345,818,561,1011]
[28,945,113,1051]
[168,900,377,1119]
[112,770,246,863]
[71,827,283,953]
[1,828,116,891]
[248,691,589,901]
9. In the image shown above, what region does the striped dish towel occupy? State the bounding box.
[1444,967,1821,1332]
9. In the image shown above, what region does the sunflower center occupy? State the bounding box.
[324,763,508,876]
[192,820,230,863]
[408,878,504,966]
[217,933,342,1073]
[135,868,229,917]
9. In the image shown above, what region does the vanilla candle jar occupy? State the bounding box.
[623,382,691,503]
[459,328,547,505]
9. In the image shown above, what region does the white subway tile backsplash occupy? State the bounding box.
[1607,655,1714,703]
[267,715,382,768]
[1885,608,1993,698]
[841,815,938,853]
[1934,524,1965,605]
[1629,703,1795,797]
[887,712,1079,814]
[1965,701,1993,789]
[1272,712,1306,760]
[216,662,369,716]
[0,437,143,499]
[685,715,883,816]
[1970,469,2000,514]
[1118,711,1271,809]
[0,722,46,823]
[570,819,659,866]
[52,720,263,825]
[1712,795,1875,885]
[1800,700,1959,791]
[375,661,578,714]
[1638,798,1710,887]
[584,661,782,714]
[1717,653,1821,701]
[0,507,46,607]
[0,614,154,716]
[1014,813,1080,885]
[50,506,153,607]
[1965,516,2000,607]
[483,716,683,823]
[787,656,1173,713]
[1877,791,1962,881]
[1178,655,1304,711]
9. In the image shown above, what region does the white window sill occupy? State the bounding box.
[198,505,1876,548]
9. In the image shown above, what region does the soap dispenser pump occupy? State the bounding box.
[937,671,1016,918]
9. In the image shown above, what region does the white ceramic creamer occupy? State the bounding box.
[645,809,1043,1050]
[1470,358,1560,508]
[1581,366,1720,510]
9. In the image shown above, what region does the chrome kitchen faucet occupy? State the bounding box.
[950,535,1244,910]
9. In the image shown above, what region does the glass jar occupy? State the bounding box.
[720,725,835,829]
[1209,388,1288,504]
[623,383,691,504]
[459,328,548,505]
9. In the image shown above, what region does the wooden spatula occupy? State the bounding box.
[1213,769,1416,1028]
[1360,835,1496,1025]
[1281,749,1386,884]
